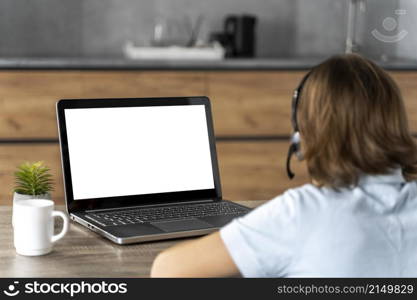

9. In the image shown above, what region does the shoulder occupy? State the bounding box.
[285,183,330,203]
[267,183,342,217]
[240,184,344,231]
[244,184,322,224]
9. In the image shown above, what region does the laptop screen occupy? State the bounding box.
[64,105,215,200]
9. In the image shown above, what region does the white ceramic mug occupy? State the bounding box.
[13,199,69,256]
[12,192,51,227]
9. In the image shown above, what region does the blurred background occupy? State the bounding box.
[0,0,417,205]
[0,0,415,60]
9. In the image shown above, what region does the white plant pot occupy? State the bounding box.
[12,192,51,227]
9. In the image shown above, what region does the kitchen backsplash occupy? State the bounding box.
[0,0,415,60]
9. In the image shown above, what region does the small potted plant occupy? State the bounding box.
[12,161,53,226]
[13,161,53,202]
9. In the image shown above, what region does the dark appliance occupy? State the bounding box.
[224,14,257,57]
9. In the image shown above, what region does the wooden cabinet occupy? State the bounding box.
[0,143,309,205]
[208,71,417,136]
[0,71,82,138]
[391,72,417,132]
[0,71,206,139]
[217,142,309,200]
[0,144,64,205]
[2,70,416,139]
[0,69,416,205]
[208,71,307,136]
[80,71,206,98]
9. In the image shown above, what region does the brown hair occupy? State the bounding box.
[298,54,417,188]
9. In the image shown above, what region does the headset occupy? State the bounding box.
[286,71,312,179]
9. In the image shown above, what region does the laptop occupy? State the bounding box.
[56,97,250,244]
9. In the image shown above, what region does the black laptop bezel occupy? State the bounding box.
[56,97,222,213]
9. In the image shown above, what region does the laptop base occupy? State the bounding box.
[71,200,250,245]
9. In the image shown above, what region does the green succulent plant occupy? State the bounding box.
[14,161,53,196]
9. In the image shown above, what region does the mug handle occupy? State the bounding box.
[51,211,69,243]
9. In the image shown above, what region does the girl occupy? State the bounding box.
[151,54,417,277]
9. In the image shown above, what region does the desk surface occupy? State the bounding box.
[0,201,264,278]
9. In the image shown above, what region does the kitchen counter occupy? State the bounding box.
[1,57,417,70]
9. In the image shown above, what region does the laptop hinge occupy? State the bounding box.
[85,199,216,213]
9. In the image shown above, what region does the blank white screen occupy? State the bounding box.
[64,105,215,200]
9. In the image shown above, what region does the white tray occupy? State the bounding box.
[124,41,225,61]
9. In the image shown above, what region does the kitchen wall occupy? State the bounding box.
[294,0,401,60]
[0,0,415,60]
[0,0,83,57]
[355,0,400,61]
[294,0,348,57]
[81,0,298,58]
[398,0,417,60]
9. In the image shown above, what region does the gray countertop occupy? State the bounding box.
[1,57,417,70]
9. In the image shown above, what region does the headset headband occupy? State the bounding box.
[286,71,312,180]
[291,71,312,132]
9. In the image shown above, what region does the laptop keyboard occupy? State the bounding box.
[84,202,248,227]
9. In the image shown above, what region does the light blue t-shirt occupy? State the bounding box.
[220,169,417,277]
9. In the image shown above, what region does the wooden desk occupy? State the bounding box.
[0,201,264,278]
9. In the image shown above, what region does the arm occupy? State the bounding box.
[150,231,239,278]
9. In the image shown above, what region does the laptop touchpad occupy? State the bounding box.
[151,218,212,233]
